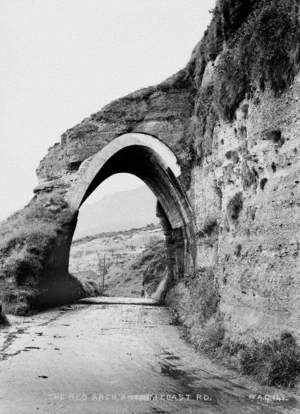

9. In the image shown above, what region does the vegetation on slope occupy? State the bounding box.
[0,194,83,315]
[102,237,168,298]
[134,239,168,296]
[177,0,300,167]
[239,332,300,387]
[216,330,300,388]
[167,268,300,388]
[69,225,164,298]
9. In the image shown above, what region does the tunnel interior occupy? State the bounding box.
[66,141,196,300]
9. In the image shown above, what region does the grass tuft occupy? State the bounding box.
[239,332,300,387]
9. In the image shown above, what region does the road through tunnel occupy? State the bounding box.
[17,133,196,311]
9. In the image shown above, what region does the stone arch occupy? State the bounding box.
[67,132,196,300]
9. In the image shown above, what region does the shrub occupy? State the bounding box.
[80,278,103,297]
[239,332,300,387]
[141,239,168,295]
[190,269,221,323]
[190,0,300,127]
[218,0,260,41]
[201,329,300,387]
[227,192,243,222]
[214,50,249,121]
[242,1,300,93]
[215,0,300,119]
[200,318,225,356]
[167,267,221,332]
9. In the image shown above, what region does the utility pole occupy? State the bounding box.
[102,254,106,291]
[97,254,107,293]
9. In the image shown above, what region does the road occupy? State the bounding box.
[0,300,299,414]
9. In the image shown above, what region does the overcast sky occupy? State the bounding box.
[0,0,215,220]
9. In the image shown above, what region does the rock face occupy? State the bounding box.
[0,0,299,350]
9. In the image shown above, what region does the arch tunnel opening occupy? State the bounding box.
[65,133,196,303]
[69,173,166,298]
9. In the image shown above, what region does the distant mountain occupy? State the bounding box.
[73,186,159,239]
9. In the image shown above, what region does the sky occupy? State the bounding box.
[0,0,215,220]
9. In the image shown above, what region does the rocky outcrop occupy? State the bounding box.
[165,0,300,347]
[0,0,299,356]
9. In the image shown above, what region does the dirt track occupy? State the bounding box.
[0,302,299,414]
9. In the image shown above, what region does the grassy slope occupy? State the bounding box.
[104,239,168,298]
[0,194,83,315]
[69,225,166,298]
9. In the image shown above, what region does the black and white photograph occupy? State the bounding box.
[0,0,300,413]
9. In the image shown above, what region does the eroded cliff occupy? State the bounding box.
[0,0,299,374]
